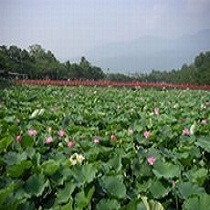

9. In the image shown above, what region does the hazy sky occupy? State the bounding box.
[1,0,210,60]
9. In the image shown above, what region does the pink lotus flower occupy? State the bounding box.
[58,130,66,137]
[147,157,156,166]
[143,131,151,139]
[110,135,116,141]
[93,138,100,144]
[68,141,75,148]
[16,135,22,143]
[182,129,190,136]
[45,136,53,145]
[27,129,37,137]
[153,108,159,115]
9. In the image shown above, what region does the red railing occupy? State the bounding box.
[14,80,210,91]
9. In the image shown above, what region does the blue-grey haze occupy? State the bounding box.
[1,0,210,72]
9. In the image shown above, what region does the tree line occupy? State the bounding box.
[0,44,105,80]
[0,44,210,85]
[140,51,210,85]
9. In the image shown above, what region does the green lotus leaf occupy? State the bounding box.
[195,137,210,152]
[0,136,13,153]
[7,160,32,178]
[0,183,16,206]
[56,182,76,204]
[183,194,210,210]
[140,196,165,210]
[41,159,60,176]
[101,176,126,199]
[153,161,180,178]
[24,174,49,197]
[177,182,205,199]
[96,199,121,210]
[190,168,208,186]
[149,180,170,199]
[74,187,95,209]
[30,108,45,119]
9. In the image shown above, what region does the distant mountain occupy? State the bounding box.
[86,29,210,73]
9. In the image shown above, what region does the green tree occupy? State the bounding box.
[0,45,8,70]
[194,51,210,84]
[28,44,62,79]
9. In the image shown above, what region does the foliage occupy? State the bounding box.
[144,51,210,85]
[1,44,210,84]
[0,84,210,209]
[0,45,105,80]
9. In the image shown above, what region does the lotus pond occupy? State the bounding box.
[0,86,210,210]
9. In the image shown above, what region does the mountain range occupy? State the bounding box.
[86,29,210,73]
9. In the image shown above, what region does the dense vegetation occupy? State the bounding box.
[0,45,105,80]
[0,44,210,84]
[143,51,210,85]
[0,86,210,209]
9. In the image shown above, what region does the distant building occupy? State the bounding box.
[0,70,28,79]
